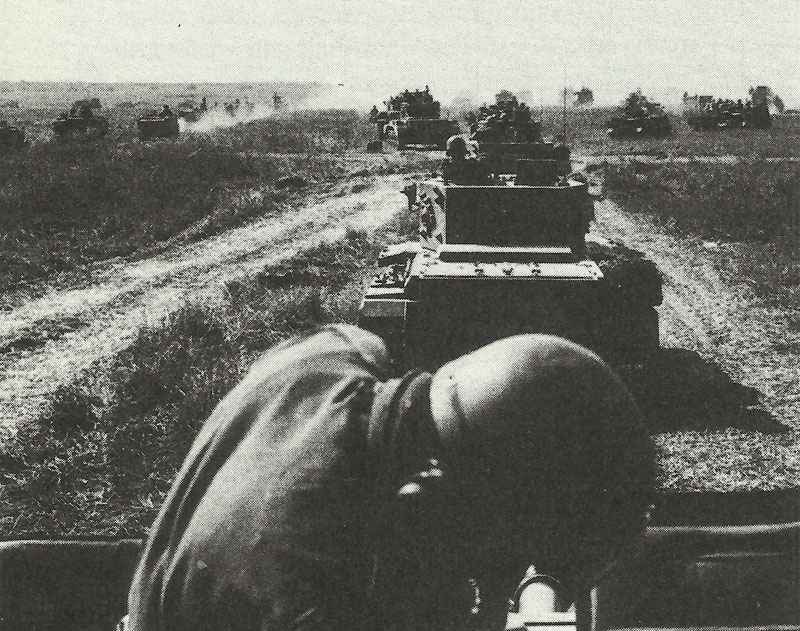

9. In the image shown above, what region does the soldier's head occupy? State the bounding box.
[429,334,654,587]
[446,135,469,161]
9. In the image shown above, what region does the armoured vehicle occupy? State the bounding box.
[467,91,544,144]
[370,87,460,149]
[607,91,671,138]
[137,107,179,140]
[0,492,797,631]
[686,102,771,130]
[52,99,109,139]
[358,142,661,370]
[686,87,772,130]
[0,120,26,150]
[465,91,571,175]
[177,97,207,123]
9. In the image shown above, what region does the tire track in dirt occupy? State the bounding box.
[0,175,410,429]
[594,197,800,428]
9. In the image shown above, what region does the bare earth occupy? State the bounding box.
[0,173,409,430]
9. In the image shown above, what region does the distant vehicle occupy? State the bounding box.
[272,92,283,109]
[0,99,20,108]
[177,97,207,123]
[369,86,459,149]
[137,107,179,140]
[685,89,772,130]
[0,120,26,150]
[607,91,671,138]
[52,99,109,139]
[686,103,771,130]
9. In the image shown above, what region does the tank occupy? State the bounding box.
[52,99,109,139]
[686,101,771,130]
[0,120,26,150]
[137,109,179,140]
[177,98,207,123]
[358,144,662,370]
[607,91,672,138]
[465,92,571,175]
[369,86,460,149]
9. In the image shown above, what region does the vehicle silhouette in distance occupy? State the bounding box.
[369,86,460,150]
[52,98,109,139]
[137,105,179,140]
[606,90,671,138]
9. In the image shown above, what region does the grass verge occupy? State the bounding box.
[0,109,376,290]
[0,211,416,538]
[604,158,800,302]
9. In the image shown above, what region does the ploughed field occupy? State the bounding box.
[0,97,798,536]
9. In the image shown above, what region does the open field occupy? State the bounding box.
[536,106,800,158]
[604,159,800,297]
[599,157,800,492]
[1,88,800,535]
[0,215,416,537]
[0,108,382,291]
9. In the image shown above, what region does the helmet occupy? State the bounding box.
[429,334,654,584]
[446,135,469,160]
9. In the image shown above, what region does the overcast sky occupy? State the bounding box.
[2,0,798,105]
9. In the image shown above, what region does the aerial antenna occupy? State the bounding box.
[561,64,568,144]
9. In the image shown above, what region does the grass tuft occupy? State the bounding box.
[0,218,412,537]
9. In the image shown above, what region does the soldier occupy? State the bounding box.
[123,325,654,631]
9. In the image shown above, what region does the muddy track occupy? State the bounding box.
[0,174,411,429]
[594,197,800,429]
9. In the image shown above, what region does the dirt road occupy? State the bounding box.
[595,197,799,428]
[0,173,410,429]
[594,196,800,491]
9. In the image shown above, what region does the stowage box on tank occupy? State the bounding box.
[358,149,662,370]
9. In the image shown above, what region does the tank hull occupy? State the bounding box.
[1,502,798,631]
[137,115,179,140]
[686,106,772,130]
[607,115,672,138]
[52,116,109,139]
[383,118,460,149]
[359,177,661,370]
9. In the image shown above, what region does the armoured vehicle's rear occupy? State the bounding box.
[358,144,661,370]
[369,87,460,149]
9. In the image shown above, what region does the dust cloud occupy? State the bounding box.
[180,102,275,133]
